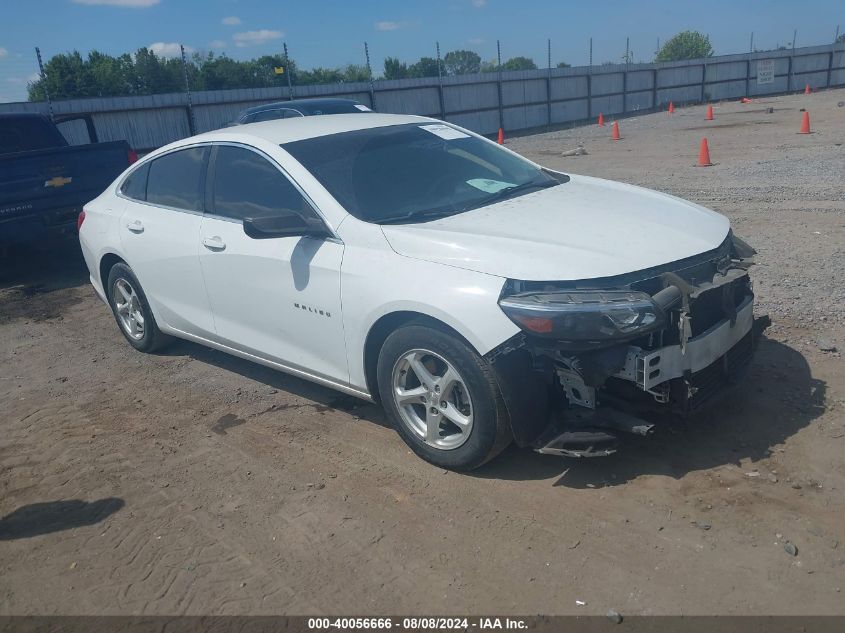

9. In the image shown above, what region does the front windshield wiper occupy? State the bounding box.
[378,208,460,225]
[458,178,558,213]
[377,179,558,225]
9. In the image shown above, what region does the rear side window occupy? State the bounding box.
[210,145,315,221]
[146,147,207,212]
[0,116,66,153]
[120,162,149,201]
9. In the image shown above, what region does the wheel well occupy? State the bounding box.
[98,253,125,299]
[363,311,471,401]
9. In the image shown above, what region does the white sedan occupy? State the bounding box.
[79,113,758,470]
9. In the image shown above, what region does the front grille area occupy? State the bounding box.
[675,330,754,412]
[688,276,751,336]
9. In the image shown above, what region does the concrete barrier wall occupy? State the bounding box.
[2,43,842,151]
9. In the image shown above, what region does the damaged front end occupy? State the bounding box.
[488,231,767,457]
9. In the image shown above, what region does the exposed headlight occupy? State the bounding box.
[498,289,665,342]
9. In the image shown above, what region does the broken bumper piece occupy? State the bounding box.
[531,300,763,458]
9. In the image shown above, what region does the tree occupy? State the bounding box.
[500,56,537,71]
[556,61,571,68]
[443,49,481,75]
[480,58,498,73]
[298,67,344,85]
[340,64,371,83]
[837,34,845,44]
[383,57,408,80]
[655,31,714,62]
[408,57,440,78]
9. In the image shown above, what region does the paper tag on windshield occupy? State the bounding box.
[466,179,516,193]
[420,124,470,140]
[354,104,372,111]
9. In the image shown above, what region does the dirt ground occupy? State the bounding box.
[1,89,844,616]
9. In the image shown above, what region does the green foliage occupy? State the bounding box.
[500,56,537,71]
[443,49,481,75]
[383,57,408,80]
[408,57,440,78]
[556,61,571,68]
[655,31,714,62]
[25,46,480,101]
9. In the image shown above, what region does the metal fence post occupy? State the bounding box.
[436,41,446,120]
[180,44,196,135]
[364,41,376,111]
[786,54,793,93]
[546,38,552,128]
[745,58,751,97]
[283,42,294,100]
[701,63,707,103]
[35,47,54,122]
[827,45,834,88]
[496,40,504,132]
[652,68,658,109]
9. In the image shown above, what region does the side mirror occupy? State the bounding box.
[243,210,330,240]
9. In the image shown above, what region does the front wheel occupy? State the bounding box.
[377,323,512,471]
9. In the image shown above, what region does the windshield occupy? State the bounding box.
[282,123,564,224]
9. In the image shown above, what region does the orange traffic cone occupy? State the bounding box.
[611,121,621,140]
[740,97,753,104]
[697,138,713,166]
[497,128,504,144]
[668,101,675,114]
[598,112,605,127]
[799,111,811,134]
[706,104,714,120]
[804,84,811,95]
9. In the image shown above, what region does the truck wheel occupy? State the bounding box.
[377,323,512,471]
[106,262,171,353]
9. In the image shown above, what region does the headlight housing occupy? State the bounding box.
[498,289,665,343]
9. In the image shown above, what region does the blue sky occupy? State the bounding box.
[1,0,842,103]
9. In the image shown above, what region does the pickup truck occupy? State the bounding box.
[0,113,136,248]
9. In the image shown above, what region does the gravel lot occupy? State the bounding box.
[1,89,844,616]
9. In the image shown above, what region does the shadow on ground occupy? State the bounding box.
[0,498,125,540]
[160,339,390,429]
[475,335,825,487]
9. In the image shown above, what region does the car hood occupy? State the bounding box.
[380,174,731,281]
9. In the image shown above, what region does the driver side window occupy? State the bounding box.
[209,145,316,222]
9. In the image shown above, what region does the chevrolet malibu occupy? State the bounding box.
[79,114,759,470]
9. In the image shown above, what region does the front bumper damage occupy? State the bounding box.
[489,234,768,457]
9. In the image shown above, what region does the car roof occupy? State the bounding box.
[239,97,362,117]
[192,113,436,146]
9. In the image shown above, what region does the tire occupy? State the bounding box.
[377,322,512,471]
[106,262,171,353]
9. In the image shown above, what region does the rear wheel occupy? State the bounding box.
[106,262,170,353]
[377,323,511,470]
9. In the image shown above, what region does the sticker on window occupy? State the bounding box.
[419,124,470,140]
[466,179,516,193]
[354,104,372,111]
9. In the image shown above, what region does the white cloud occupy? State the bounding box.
[148,42,193,57]
[222,16,241,26]
[471,0,487,7]
[0,47,8,58]
[72,0,160,7]
[375,21,401,31]
[232,29,284,48]
[209,40,227,49]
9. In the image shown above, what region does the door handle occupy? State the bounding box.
[126,219,144,233]
[202,235,226,251]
